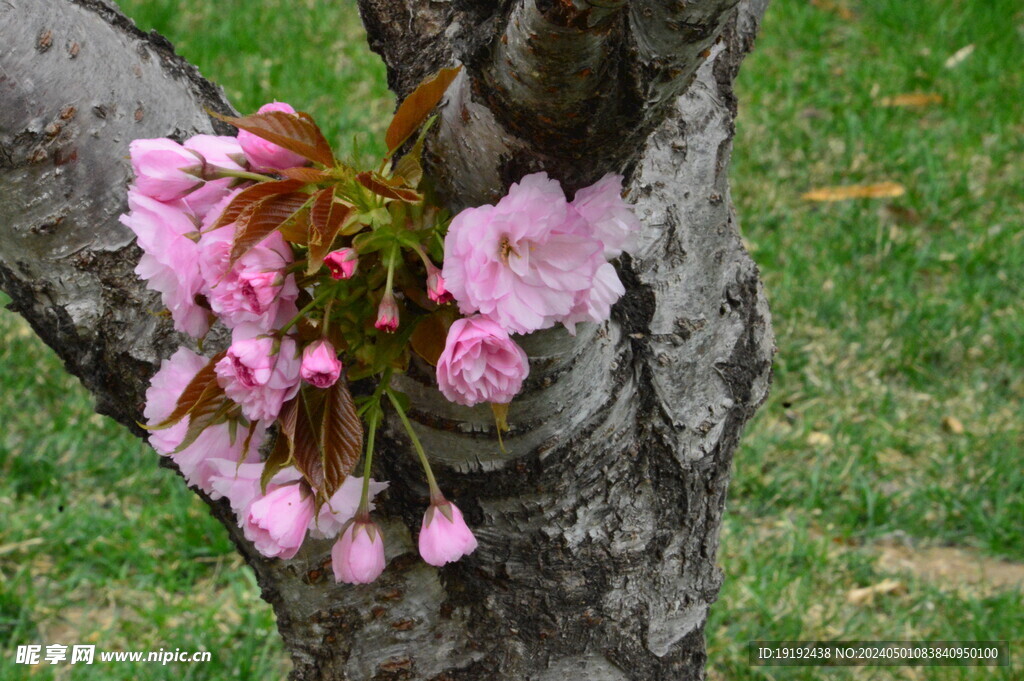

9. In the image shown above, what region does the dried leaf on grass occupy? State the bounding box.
[877,93,943,108]
[810,0,855,21]
[802,182,906,202]
[944,44,975,69]
[846,578,906,606]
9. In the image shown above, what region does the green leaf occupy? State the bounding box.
[385,66,462,153]
[356,171,422,202]
[212,110,335,167]
[352,230,396,256]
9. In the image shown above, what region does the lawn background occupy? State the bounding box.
[1,0,1021,679]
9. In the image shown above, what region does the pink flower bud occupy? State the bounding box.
[324,248,358,280]
[375,293,399,333]
[300,339,342,388]
[129,138,204,201]
[436,316,529,406]
[238,102,309,170]
[426,263,453,305]
[332,518,386,584]
[419,499,478,567]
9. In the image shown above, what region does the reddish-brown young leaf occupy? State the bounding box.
[150,352,225,428]
[319,380,363,499]
[410,309,455,367]
[207,179,305,232]
[261,397,298,493]
[356,172,422,202]
[231,192,313,262]
[212,110,335,167]
[385,66,462,153]
[292,388,327,497]
[307,188,356,274]
[278,167,332,183]
[171,394,232,454]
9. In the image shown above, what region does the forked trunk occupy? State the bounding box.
[0,1,772,678]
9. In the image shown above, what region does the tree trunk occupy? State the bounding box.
[0,0,773,679]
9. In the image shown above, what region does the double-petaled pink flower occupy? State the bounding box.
[198,209,299,331]
[144,347,263,495]
[419,499,478,567]
[442,173,604,335]
[244,483,316,560]
[129,138,204,201]
[215,326,302,422]
[570,173,639,259]
[181,135,248,220]
[121,188,212,337]
[238,102,309,170]
[436,316,529,406]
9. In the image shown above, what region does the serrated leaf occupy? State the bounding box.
[149,352,225,429]
[320,380,363,500]
[207,179,306,232]
[279,167,332,183]
[385,66,462,153]
[307,188,356,275]
[212,110,335,167]
[356,172,422,202]
[231,192,313,262]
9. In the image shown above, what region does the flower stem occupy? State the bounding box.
[278,284,335,335]
[357,407,380,518]
[211,168,277,183]
[385,387,441,499]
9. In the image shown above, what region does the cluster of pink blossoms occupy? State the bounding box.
[436,172,639,407]
[125,94,641,587]
[126,102,478,584]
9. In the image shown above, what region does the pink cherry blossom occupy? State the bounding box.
[129,138,204,201]
[425,262,452,304]
[559,262,626,334]
[300,339,342,388]
[244,483,316,559]
[442,172,604,334]
[375,293,399,332]
[310,477,390,539]
[197,221,299,331]
[144,347,263,496]
[436,316,529,406]
[120,188,212,337]
[215,327,302,422]
[208,461,302,520]
[570,173,640,259]
[418,500,478,567]
[332,518,386,584]
[323,248,358,280]
[238,102,308,170]
[181,135,247,220]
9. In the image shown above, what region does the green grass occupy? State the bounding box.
[1,0,1021,679]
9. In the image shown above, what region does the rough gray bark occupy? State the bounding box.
[0,1,773,680]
